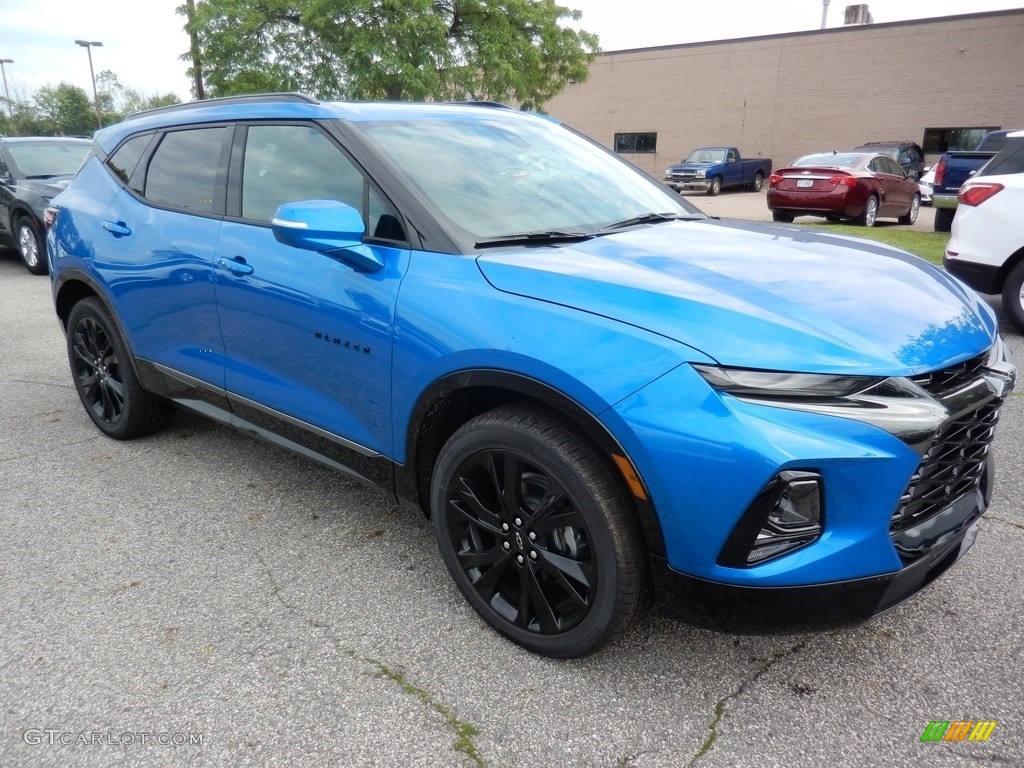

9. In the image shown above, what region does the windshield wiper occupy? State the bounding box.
[600,212,689,231]
[475,230,593,248]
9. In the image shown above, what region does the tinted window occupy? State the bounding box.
[145,127,230,213]
[978,138,1024,177]
[107,134,154,192]
[242,124,363,222]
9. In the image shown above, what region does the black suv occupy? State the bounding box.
[851,141,926,178]
[0,136,91,274]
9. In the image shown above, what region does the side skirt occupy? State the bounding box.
[136,358,397,494]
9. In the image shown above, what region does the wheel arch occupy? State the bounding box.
[397,369,667,561]
[993,244,1024,293]
[9,202,41,229]
[54,271,150,388]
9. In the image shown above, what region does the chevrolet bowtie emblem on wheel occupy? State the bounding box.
[515,532,524,550]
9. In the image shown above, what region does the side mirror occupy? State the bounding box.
[271,199,384,273]
[908,169,919,179]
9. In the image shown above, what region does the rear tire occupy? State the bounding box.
[66,298,170,439]
[934,207,954,232]
[430,404,646,658]
[751,172,764,193]
[1002,261,1024,334]
[857,195,879,227]
[772,211,795,223]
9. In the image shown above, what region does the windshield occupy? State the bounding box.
[8,141,90,178]
[356,114,699,240]
[685,149,726,164]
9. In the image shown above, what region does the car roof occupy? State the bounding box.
[94,93,556,155]
[853,141,920,148]
[0,136,92,143]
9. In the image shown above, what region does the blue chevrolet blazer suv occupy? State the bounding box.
[46,94,1015,657]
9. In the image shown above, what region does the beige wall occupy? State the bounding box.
[546,10,1024,176]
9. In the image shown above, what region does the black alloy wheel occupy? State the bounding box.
[66,298,169,439]
[431,405,645,658]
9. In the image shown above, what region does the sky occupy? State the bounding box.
[2,0,1022,103]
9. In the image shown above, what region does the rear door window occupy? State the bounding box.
[144,127,231,214]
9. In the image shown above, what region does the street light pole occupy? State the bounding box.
[0,59,13,120]
[74,40,103,129]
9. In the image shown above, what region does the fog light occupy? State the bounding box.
[718,471,823,567]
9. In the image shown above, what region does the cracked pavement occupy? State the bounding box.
[1,240,1022,767]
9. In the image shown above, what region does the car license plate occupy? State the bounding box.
[797,179,813,188]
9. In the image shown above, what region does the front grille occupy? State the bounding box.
[890,401,999,533]
[908,351,987,394]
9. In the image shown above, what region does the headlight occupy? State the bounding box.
[695,168,706,178]
[693,364,947,453]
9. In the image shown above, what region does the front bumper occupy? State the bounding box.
[653,512,980,632]
[665,178,710,192]
[932,193,958,210]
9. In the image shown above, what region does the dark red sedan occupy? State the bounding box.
[767,152,921,227]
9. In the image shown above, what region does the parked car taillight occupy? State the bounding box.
[768,173,783,186]
[933,156,947,187]
[828,175,858,187]
[44,206,60,229]
[958,183,1004,207]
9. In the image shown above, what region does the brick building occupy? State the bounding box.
[545,8,1024,177]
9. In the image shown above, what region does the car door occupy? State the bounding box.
[92,127,230,390]
[868,156,902,216]
[724,149,741,186]
[213,122,410,463]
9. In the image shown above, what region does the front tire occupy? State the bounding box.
[1002,260,1024,333]
[16,215,47,275]
[707,176,723,196]
[857,195,879,227]
[430,405,646,658]
[898,194,920,225]
[66,298,170,439]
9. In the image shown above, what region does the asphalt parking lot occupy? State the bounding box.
[1,220,1022,767]
[678,187,938,232]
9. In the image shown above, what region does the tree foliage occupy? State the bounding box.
[0,73,182,137]
[180,0,600,108]
[34,83,97,136]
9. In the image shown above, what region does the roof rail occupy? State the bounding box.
[123,92,320,122]
[450,101,514,110]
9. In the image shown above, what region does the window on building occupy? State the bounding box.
[614,132,657,154]
[923,127,999,154]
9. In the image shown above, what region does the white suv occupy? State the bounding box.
[945,131,1024,332]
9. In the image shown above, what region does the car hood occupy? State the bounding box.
[667,162,716,172]
[18,176,73,197]
[475,219,997,375]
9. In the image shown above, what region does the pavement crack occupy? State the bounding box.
[686,639,809,767]
[256,553,485,767]
[984,514,1024,533]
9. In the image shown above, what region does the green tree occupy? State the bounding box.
[34,83,96,136]
[180,0,599,109]
[96,70,182,123]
